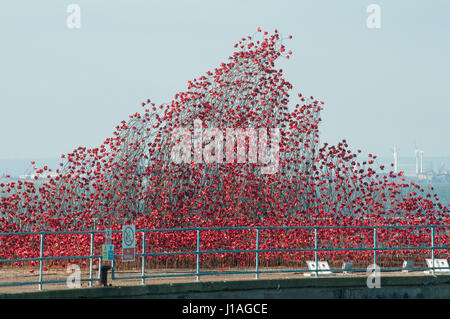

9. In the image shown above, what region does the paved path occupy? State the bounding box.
[0,266,436,294]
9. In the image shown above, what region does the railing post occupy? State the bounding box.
[373,227,377,267]
[39,233,44,291]
[98,256,102,280]
[431,226,435,276]
[142,231,146,285]
[314,228,318,278]
[255,228,260,279]
[89,232,94,287]
[196,230,200,282]
[111,258,115,279]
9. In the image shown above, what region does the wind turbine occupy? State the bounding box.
[418,150,424,174]
[414,142,424,175]
[391,145,399,174]
[414,149,419,175]
[414,143,424,175]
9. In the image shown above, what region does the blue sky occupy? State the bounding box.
[1,0,449,160]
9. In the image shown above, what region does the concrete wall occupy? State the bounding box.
[1,275,449,299]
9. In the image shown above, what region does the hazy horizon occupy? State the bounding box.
[2,155,450,177]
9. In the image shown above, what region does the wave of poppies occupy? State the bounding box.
[0,29,448,268]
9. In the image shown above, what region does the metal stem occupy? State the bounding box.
[142,232,146,285]
[255,228,260,279]
[89,232,94,287]
[431,226,435,276]
[373,227,377,267]
[196,230,200,282]
[314,228,318,277]
[39,234,44,291]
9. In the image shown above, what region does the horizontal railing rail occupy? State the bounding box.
[0,225,449,290]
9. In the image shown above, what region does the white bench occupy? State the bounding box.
[402,260,414,273]
[342,261,354,274]
[424,258,450,274]
[304,261,335,276]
